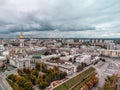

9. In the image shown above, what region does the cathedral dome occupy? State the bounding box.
[19,33,24,39]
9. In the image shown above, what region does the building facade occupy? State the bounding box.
[100,49,120,58]
[9,33,31,68]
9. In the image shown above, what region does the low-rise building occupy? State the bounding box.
[75,54,91,65]
[100,49,120,58]
[45,62,75,75]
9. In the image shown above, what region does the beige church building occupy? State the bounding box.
[9,33,31,68]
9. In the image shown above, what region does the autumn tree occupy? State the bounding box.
[17,69,23,75]
[23,81,33,90]
[31,69,38,77]
[39,81,48,90]
[17,77,27,87]
[23,68,31,74]
[100,74,119,90]
[8,74,16,82]
[30,75,37,85]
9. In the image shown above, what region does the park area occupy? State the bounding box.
[53,67,98,90]
[6,62,67,90]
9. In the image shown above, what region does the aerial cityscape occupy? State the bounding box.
[0,0,120,90]
[0,35,120,90]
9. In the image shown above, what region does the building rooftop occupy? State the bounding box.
[19,32,24,39]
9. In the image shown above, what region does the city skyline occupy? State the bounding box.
[0,0,120,38]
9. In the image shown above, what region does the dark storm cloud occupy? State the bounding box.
[0,0,120,38]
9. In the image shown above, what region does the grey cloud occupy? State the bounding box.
[0,0,120,38]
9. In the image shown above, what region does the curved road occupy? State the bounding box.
[0,77,8,90]
[0,69,17,90]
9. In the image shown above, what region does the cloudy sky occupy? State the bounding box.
[0,0,120,38]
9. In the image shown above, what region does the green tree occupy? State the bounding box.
[39,81,48,90]
[69,58,73,62]
[99,74,119,90]
[35,63,40,70]
[77,65,83,72]
[24,81,33,90]
[60,71,67,79]
[17,77,27,87]
[8,74,16,82]
[17,69,23,75]
[31,69,38,77]
[30,75,36,85]
[37,76,43,84]
[81,62,87,67]
[23,68,31,74]
[41,63,47,72]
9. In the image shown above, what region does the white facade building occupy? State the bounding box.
[9,33,31,68]
[45,62,75,75]
[75,54,91,65]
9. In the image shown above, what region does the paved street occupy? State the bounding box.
[96,62,108,87]
[0,77,8,90]
[0,68,17,90]
[93,56,120,88]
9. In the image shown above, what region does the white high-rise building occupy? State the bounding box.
[108,43,115,50]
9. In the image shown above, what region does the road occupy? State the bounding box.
[0,69,17,90]
[93,56,120,87]
[95,62,108,87]
[0,77,7,90]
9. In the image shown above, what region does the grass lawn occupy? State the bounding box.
[53,67,95,90]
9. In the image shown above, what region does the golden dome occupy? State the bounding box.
[19,32,24,39]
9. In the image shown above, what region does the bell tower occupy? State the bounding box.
[19,32,24,48]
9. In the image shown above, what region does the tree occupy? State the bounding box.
[85,76,99,89]
[41,63,47,72]
[82,85,89,90]
[8,74,16,82]
[73,57,76,63]
[60,71,67,79]
[61,54,65,57]
[81,62,87,67]
[53,66,59,71]
[69,58,73,62]
[30,75,36,85]
[31,69,38,76]
[68,57,76,63]
[6,55,10,63]
[24,82,33,90]
[17,77,27,87]
[39,81,48,90]
[17,69,23,75]
[99,74,119,90]
[23,68,31,74]
[87,80,94,89]
[37,76,43,84]
[92,77,99,86]
[45,75,51,83]
[35,63,47,72]
[35,63,40,70]
[44,51,51,55]
[1,63,5,70]
[77,65,83,72]
[7,62,67,90]
[15,75,22,83]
